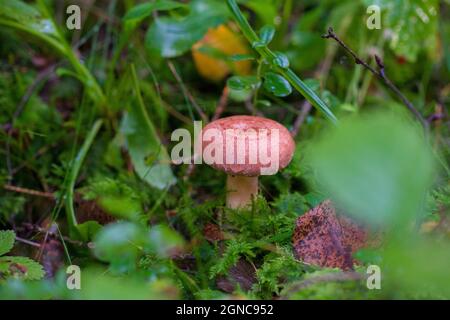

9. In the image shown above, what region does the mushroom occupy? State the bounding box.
[201,116,295,208]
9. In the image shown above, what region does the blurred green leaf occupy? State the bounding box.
[263,72,292,97]
[80,270,179,299]
[93,222,147,273]
[146,224,185,258]
[77,221,102,242]
[98,196,142,222]
[145,12,224,58]
[259,25,276,45]
[364,0,439,62]
[383,239,450,298]
[0,230,15,256]
[121,66,176,190]
[227,75,260,91]
[307,112,436,227]
[0,0,56,35]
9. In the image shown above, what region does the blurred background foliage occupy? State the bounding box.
[0,0,449,299]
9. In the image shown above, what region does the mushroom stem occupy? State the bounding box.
[226,175,258,209]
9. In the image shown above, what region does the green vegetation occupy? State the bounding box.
[0,0,449,300]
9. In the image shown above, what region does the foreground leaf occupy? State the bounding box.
[0,256,45,281]
[263,72,292,97]
[307,112,436,227]
[0,230,15,256]
[146,14,224,58]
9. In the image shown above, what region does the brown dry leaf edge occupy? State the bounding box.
[292,200,379,270]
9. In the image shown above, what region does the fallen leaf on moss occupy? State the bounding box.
[292,200,371,270]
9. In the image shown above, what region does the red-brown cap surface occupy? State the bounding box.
[201,116,295,176]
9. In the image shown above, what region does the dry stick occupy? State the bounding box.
[322,27,428,130]
[291,101,312,137]
[15,236,41,248]
[167,61,209,123]
[212,86,230,121]
[3,184,55,199]
[19,223,85,247]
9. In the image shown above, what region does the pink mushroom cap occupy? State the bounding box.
[201,116,295,176]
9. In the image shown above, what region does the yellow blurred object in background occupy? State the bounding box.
[192,25,252,82]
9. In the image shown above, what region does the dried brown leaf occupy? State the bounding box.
[292,200,370,270]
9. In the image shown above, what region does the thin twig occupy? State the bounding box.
[15,236,41,248]
[212,86,230,121]
[291,101,312,137]
[19,223,86,247]
[322,27,428,130]
[245,99,264,117]
[167,61,209,123]
[3,184,55,199]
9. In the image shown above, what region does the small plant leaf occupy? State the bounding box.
[259,25,276,45]
[0,230,15,256]
[0,256,45,281]
[227,75,260,91]
[263,72,292,97]
[272,52,290,69]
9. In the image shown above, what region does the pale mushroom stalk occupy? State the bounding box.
[226,175,259,209]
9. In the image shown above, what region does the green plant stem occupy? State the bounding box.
[65,120,103,232]
[226,0,338,125]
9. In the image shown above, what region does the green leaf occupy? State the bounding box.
[227,75,260,91]
[124,0,187,22]
[0,0,56,35]
[98,196,142,221]
[364,0,439,62]
[146,225,185,258]
[0,230,15,256]
[228,54,256,62]
[145,14,224,58]
[0,0,40,20]
[76,221,102,242]
[263,72,292,97]
[259,25,276,45]
[122,66,176,190]
[93,222,147,273]
[0,256,44,281]
[272,52,289,69]
[307,112,436,227]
